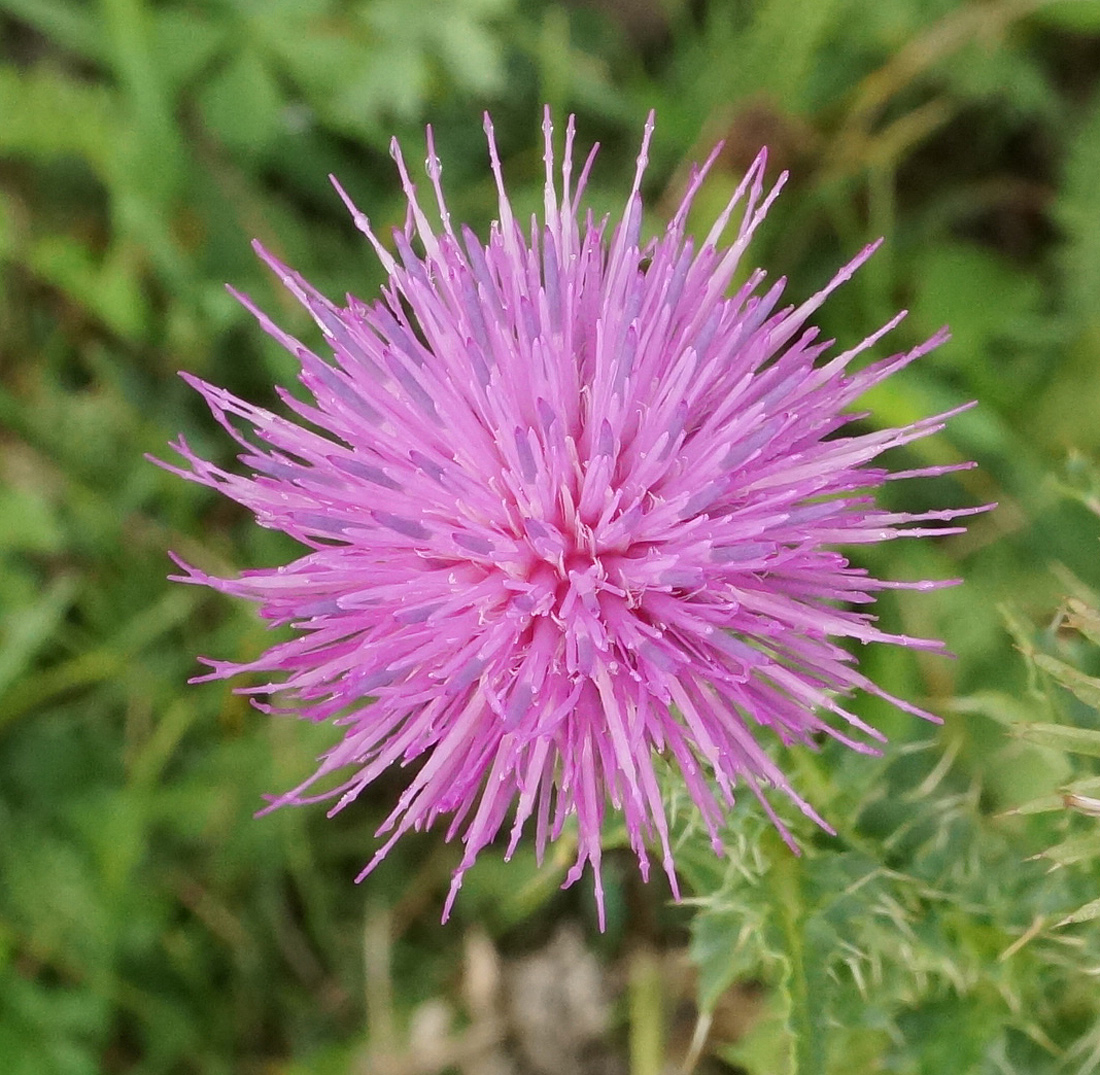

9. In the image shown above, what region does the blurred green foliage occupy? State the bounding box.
[5,0,1100,1072]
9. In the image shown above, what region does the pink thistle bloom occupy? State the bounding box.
[158,110,985,928]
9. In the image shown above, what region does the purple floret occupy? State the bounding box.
[157,109,987,928]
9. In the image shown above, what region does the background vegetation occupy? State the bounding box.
[5,0,1100,1072]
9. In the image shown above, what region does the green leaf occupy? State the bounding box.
[727,0,847,112]
[1033,831,1100,869]
[432,0,510,95]
[1002,793,1069,816]
[150,7,228,95]
[910,242,1043,401]
[947,690,1036,727]
[1064,598,1100,648]
[1005,776,1100,816]
[1033,653,1100,711]
[258,18,373,102]
[328,45,428,131]
[1057,896,1100,927]
[27,236,149,341]
[99,0,184,205]
[0,486,65,555]
[1012,722,1100,758]
[948,35,1056,118]
[897,997,1002,1075]
[1000,603,1041,661]
[690,908,769,1013]
[198,50,285,153]
[0,65,120,180]
[0,575,77,700]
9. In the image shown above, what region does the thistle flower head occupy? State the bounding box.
[160,109,983,927]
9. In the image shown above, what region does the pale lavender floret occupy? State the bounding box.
[157,109,988,928]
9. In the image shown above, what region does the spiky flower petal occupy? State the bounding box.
[159,110,983,926]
